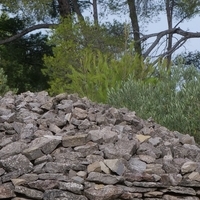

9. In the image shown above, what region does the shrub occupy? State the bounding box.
[107,64,200,143]
[0,67,13,95]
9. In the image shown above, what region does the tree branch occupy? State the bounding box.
[141,27,200,59]
[0,23,57,45]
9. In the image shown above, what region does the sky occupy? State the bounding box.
[146,15,200,54]
[83,3,200,58]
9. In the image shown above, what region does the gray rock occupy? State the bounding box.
[86,172,122,185]
[0,141,27,159]
[1,91,200,200]
[0,154,33,173]
[14,186,43,199]
[59,182,83,194]
[181,161,198,174]
[62,134,89,147]
[23,136,60,160]
[104,159,126,175]
[28,180,59,191]
[85,185,123,200]
[0,184,16,199]
[43,189,87,200]
[128,157,147,173]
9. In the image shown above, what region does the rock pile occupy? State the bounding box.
[0,91,200,200]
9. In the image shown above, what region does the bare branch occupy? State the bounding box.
[0,23,57,45]
[141,27,200,59]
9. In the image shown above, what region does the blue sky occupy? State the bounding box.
[146,15,200,53]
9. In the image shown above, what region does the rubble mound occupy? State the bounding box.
[0,91,200,200]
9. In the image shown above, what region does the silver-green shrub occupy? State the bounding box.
[107,64,200,142]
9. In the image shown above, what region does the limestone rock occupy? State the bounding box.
[104,159,126,175]
[85,185,123,200]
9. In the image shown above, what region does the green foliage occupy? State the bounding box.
[43,17,155,102]
[64,48,152,103]
[108,63,200,143]
[0,68,13,95]
[0,13,52,93]
[43,18,127,99]
[174,51,200,70]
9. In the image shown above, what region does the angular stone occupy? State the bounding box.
[0,154,33,173]
[188,172,200,182]
[59,182,83,194]
[180,134,195,145]
[163,160,179,173]
[23,136,61,160]
[139,155,156,164]
[99,161,111,174]
[19,174,39,182]
[76,171,87,178]
[0,167,5,176]
[128,157,146,173]
[167,186,196,196]
[85,185,123,200]
[1,170,24,183]
[11,179,27,186]
[86,154,104,164]
[160,174,182,186]
[87,172,122,185]
[163,195,199,200]
[120,185,157,193]
[73,107,87,120]
[49,124,61,134]
[124,172,154,182]
[137,142,162,158]
[54,151,84,163]
[115,139,138,160]
[28,180,59,191]
[62,134,89,147]
[0,184,16,199]
[43,189,87,200]
[104,159,126,175]
[78,119,91,130]
[87,161,101,173]
[101,127,118,143]
[149,137,162,146]
[74,141,98,155]
[20,123,37,140]
[0,141,27,159]
[146,164,165,174]
[144,191,163,197]
[181,161,197,174]
[14,186,43,199]
[136,134,151,143]
[71,176,84,184]
[38,173,68,181]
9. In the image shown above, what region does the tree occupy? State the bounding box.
[42,18,127,98]
[99,0,200,67]
[0,13,52,93]
[0,0,94,44]
[174,51,200,70]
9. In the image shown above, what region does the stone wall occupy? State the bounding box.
[0,91,200,200]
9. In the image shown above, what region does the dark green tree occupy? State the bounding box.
[0,13,52,93]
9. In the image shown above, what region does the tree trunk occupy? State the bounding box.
[127,0,142,56]
[57,0,71,18]
[93,0,98,25]
[72,0,85,21]
[165,0,174,70]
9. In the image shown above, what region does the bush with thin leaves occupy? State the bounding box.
[107,64,200,143]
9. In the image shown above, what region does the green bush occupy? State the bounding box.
[0,67,13,95]
[43,18,155,102]
[107,64,200,143]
